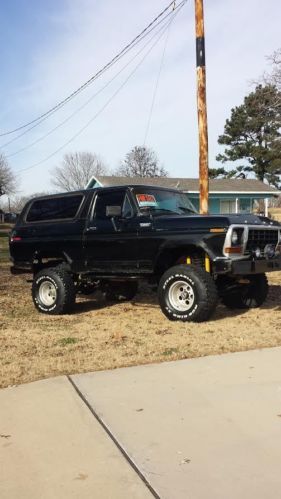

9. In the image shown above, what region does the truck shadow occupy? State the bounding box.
[260,284,281,312]
[74,293,116,314]
[74,284,281,318]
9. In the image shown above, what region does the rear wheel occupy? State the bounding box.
[105,281,138,302]
[221,273,268,309]
[158,264,218,322]
[32,267,76,315]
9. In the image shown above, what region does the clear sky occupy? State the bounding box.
[0,0,280,196]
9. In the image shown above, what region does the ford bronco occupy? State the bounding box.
[9,185,281,322]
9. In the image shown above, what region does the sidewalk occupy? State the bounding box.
[0,376,153,499]
[1,347,281,498]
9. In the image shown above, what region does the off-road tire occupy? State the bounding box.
[105,281,138,302]
[221,273,268,309]
[32,267,76,315]
[158,264,218,322]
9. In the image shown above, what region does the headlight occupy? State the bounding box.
[264,244,275,259]
[231,230,239,245]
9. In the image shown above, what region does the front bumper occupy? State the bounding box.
[213,254,281,275]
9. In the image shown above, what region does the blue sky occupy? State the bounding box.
[0,0,280,197]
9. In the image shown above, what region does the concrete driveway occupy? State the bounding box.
[1,347,281,498]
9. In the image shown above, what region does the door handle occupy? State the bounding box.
[139,222,152,228]
[86,226,97,232]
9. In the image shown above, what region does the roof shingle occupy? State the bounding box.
[96,176,280,194]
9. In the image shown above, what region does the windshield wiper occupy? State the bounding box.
[140,207,176,215]
[150,208,177,216]
[178,206,195,214]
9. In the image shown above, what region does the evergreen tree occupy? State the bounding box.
[217,85,281,188]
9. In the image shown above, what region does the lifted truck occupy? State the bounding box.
[9,185,281,322]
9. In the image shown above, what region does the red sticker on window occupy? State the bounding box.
[136,194,157,207]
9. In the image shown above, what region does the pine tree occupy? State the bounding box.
[217,85,281,188]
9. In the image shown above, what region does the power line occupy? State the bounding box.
[0,4,184,150]
[143,17,173,146]
[0,0,184,138]
[16,11,180,176]
[5,16,174,159]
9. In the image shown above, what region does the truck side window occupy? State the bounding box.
[26,195,83,222]
[94,191,125,220]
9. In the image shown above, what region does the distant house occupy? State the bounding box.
[87,176,280,217]
[4,212,17,223]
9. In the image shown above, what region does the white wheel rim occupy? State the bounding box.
[168,280,195,312]
[39,281,57,306]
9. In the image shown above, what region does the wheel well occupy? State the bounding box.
[32,257,70,274]
[155,246,206,276]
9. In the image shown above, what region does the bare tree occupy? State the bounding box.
[116,146,168,177]
[0,154,16,197]
[51,151,107,191]
[264,49,281,91]
[255,49,281,110]
[1,192,52,214]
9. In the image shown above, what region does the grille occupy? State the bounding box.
[246,229,279,254]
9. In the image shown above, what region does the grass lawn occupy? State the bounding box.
[0,213,280,388]
[0,261,281,389]
[269,208,281,222]
[0,228,10,263]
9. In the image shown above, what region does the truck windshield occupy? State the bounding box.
[133,188,197,216]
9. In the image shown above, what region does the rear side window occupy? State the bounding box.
[26,195,83,222]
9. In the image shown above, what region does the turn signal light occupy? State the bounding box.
[10,236,22,242]
[224,246,242,254]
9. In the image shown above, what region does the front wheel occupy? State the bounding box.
[32,267,76,315]
[221,273,268,309]
[158,265,218,322]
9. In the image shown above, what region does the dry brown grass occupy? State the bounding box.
[269,207,281,222]
[0,263,281,389]
[0,230,9,263]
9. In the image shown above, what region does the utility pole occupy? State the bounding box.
[195,0,209,214]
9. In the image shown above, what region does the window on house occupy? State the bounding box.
[220,199,236,214]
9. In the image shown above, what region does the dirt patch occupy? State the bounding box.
[0,263,281,388]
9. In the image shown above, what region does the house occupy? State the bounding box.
[87,176,280,217]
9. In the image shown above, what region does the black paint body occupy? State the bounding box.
[9,186,281,279]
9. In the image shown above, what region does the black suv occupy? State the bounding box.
[9,185,281,322]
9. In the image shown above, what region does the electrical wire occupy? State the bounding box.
[0,0,185,138]
[6,16,174,159]
[0,2,184,149]
[143,17,173,146]
[16,10,181,176]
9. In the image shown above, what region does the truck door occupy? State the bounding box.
[83,189,139,273]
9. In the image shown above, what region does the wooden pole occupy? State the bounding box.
[195,0,209,214]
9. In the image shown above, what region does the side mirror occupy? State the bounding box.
[106,205,122,217]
